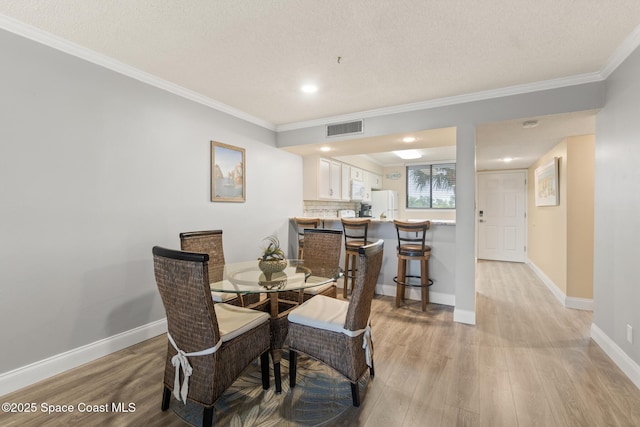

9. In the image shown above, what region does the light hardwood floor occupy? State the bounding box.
[2,260,639,426]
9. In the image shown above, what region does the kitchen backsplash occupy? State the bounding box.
[303,200,359,218]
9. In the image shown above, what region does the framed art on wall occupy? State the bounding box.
[211,141,245,202]
[534,157,559,206]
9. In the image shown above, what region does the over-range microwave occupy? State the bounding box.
[351,179,365,201]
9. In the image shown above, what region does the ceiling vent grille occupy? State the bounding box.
[326,120,363,137]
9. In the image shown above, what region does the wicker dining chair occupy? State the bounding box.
[280,228,343,303]
[152,246,271,427]
[287,239,384,407]
[180,230,259,307]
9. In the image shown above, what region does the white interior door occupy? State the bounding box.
[477,171,527,262]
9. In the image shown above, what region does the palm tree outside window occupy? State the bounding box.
[407,163,456,209]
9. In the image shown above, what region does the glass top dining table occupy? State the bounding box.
[210,259,342,316]
[210,259,342,393]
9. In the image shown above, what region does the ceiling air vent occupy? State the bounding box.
[326,120,364,137]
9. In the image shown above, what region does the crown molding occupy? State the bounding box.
[600,24,640,79]
[276,72,604,132]
[0,14,276,131]
[3,13,637,135]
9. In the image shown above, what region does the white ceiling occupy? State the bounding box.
[0,1,637,169]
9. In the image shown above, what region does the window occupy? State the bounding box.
[406,163,456,209]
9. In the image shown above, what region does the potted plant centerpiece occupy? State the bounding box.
[258,235,287,281]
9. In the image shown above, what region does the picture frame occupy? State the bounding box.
[534,157,559,206]
[211,141,245,202]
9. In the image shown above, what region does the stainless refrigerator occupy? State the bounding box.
[371,190,398,220]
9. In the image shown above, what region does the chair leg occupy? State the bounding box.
[260,351,270,390]
[203,407,214,427]
[343,253,350,298]
[369,359,375,378]
[289,350,297,388]
[420,258,427,311]
[161,386,171,411]
[350,254,356,295]
[274,362,282,394]
[422,257,431,311]
[350,382,360,407]
[396,258,406,307]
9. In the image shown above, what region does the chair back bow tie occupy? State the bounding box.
[341,320,374,368]
[167,333,222,404]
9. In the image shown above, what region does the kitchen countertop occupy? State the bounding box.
[289,215,457,306]
[309,217,456,226]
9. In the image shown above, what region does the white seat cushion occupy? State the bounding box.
[303,276,336,295]
[287,295,349,333]
[211,291,237,302]
[214,303,270,342]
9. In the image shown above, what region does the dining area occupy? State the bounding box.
[152,227,384,426]
[4,229,640,426]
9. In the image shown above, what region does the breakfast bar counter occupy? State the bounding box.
[288,218,456,306]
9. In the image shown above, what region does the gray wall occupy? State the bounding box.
[278,83,605,322]
[594,46,640,364]
[0,29,303,374]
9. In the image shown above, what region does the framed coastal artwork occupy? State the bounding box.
[211,141,245,202]
[534,157,559,206]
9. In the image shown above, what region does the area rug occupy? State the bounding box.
[170,351,369,426]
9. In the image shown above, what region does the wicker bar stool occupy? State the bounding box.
[393,220,432,311]
[294,217,322,259]
[341,218,373,298]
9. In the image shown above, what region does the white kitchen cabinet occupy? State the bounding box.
[350,167,364,181]
[362,171,373,202]
[303,156,342,200]
[341,163,351,201]
[370,173,383,190]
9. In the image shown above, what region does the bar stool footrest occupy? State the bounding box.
[393,275,434,287]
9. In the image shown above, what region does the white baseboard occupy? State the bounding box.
[526,259,593,311]
[454,308,476,325]
[375,283,455,307]
[591,323,640,390]
[565,296,594,311]
[0,319,167,397]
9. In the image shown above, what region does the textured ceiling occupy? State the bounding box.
[1,0,639,127]
[0,1,636,169]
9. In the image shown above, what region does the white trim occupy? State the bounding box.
[527,259,566,306]
[565,296,594,311]
[527,259,593,311]
[4,13,636,135]
[277,72,603,132]
[0,14,275,131]
[600,24,640,79]
[453,308,476,325]
[375,283,455,307]
[0,319,167,397]
[591,323,640,390]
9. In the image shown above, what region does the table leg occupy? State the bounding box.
[269,293,278,317]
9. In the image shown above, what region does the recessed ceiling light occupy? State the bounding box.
[320,146,331,152]
[522,120,539,129]
[503,157,513,162]
[301,84,318,94]
[402,136,416,143]
[393,149,422,160]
